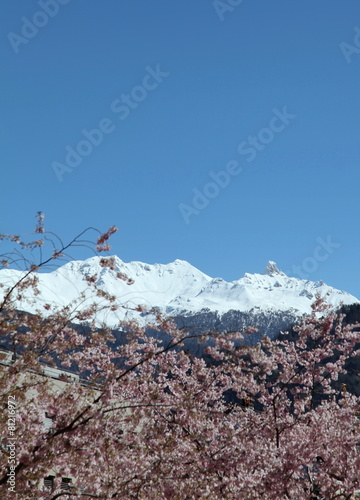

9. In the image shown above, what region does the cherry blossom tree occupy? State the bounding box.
[0,215,359,499]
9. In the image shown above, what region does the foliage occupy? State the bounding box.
[0,216,359,499]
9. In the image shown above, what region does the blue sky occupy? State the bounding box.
[1,0,360,298]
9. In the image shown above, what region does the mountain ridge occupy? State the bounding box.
[0,257,358,330]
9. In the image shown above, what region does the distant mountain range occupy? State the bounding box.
[0,257,358,341]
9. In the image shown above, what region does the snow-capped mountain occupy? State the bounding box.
[0,257,358,338]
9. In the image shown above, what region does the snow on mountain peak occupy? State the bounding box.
[0,256,358,327]
[264,261,286,277]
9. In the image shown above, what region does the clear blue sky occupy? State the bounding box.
[1,0,360,298]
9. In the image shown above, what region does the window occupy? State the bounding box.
[61,477,72,491]
[43,475,55,491]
